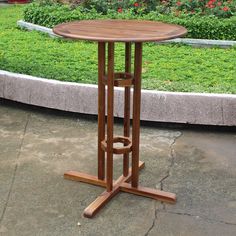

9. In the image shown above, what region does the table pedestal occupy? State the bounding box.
[64,42,176,218]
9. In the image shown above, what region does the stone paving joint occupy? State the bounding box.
[0,114,31,225]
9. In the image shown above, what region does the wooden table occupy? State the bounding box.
[53,20,187,218]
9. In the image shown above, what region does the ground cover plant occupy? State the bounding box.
[0,6,236,94]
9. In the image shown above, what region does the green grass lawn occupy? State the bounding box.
[0,6,236,94]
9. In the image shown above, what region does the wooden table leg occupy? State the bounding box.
[123,42,131,177]
[132,42,142,188]
[63,41,176,219]
[106,42,115,192]
[98,42,106,180]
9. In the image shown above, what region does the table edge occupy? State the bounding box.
[52,20,188,43]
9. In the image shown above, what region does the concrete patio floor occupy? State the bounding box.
[0,99,235,236]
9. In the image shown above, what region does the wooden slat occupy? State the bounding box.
[64,171,107,187]
[102,72,134,87]
[123,42,131,177]
[106,42,115,192]
[63,161,145,189]
[97,42,106,180]
[83,161,145,218]
[120,182,176,204]
[83,167,130,218]
[131,42,142,187]
[83,186,120,218]
[125,161,145,183]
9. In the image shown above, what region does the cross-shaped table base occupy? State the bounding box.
[64,161,176,218]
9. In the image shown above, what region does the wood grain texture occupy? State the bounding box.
[132,42,142,188]
[123,42,131,177]
[64,171,107,187]
[120,182,176,203]
[57,20,184,217]
[53,20,187,42]
[83,185,120,218]
[64,161,145,189]
[106,42,115,192]
[83,161,145,218]
[103,72,134,87]
[98,42,106,180]
[101,136,132,155]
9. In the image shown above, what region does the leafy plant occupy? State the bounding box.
[24,2,236,40]
[1,6,236,94]
[173,0,236,18]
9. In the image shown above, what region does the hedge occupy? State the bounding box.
[1,6,236,94]
[24,3,236,40]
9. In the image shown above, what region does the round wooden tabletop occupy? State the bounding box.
[53,20,187,42]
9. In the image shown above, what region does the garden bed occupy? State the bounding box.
[1,6,236,94]
[1,5,235,126]
[0,6,236,94]
[17,19,236,48]
[23,1,236,40]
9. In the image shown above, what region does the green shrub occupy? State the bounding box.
[24,3,103,28]
[142,12,236,40]
[1,6,236,94]
[34,0,162,14]
[24,3,236,40]
[173,0,236,18]
[80,0,160,14]
[34,0,236,18]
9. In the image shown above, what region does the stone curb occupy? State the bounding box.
[17,20,59,38]
[160,37,236,48]
[17,20,236,48]
[0,70,235,126]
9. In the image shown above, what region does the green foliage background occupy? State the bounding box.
[0,6,236,94]
[24,2,236,40]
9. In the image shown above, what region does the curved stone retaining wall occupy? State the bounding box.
[0,70,235,126]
